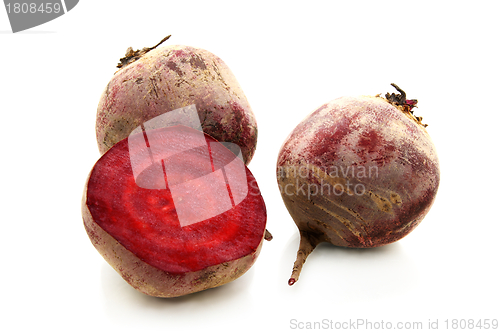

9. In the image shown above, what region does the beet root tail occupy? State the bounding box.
[288,231,319,286]
[264,229,273,241]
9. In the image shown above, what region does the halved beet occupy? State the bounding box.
[82,125,268,297]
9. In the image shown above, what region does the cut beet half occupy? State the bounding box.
[82,125,267,297]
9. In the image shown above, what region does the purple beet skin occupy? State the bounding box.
[96,36,258,165]
[277,84,440,285]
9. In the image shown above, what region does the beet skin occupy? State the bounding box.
[277,90,440,285]
[96,39,258,164]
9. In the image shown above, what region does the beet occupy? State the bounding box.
[82,125,268,297]
[96,36,258,165]
[277,84,440,285]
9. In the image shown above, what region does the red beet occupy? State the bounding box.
[96,36,258,165]
[277,84,440,285]
[82,125,268,297]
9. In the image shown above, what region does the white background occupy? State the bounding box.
[1,1,499,332]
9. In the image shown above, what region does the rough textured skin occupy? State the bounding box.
[277,96,440,248]
[96,44,258,164]
[82,181,264,298]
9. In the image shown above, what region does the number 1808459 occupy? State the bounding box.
[5,2,62,14]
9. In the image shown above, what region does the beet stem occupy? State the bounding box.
[117,35,172,70]
[264,229,273,241]
[289,231,319,286]
[151,35,172,50]
[384,83,427,127]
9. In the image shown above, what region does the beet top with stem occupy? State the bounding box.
[96,35,258,165]
[277,84,440,286]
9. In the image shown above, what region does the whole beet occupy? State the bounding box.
[96,36,258,164]
[277,85,440,285]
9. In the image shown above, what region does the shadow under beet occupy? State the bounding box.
[99,260,256,325]
[281,233,420,302]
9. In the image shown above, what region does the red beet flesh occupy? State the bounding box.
[277,86,440,285]
[83,125,267,297]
